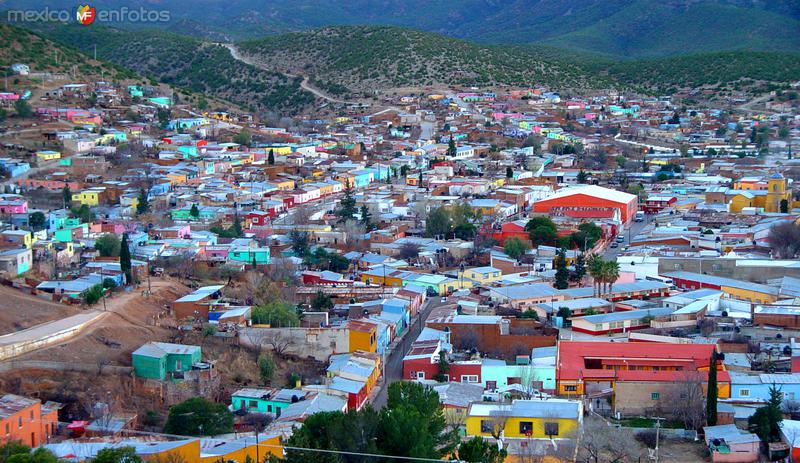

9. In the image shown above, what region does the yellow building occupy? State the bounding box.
[36,150,61,161]
[198,434,283,463]
[465,399,582,440]
[348,320,378,353]
[272,179,295,191]
[71,188,102,206]
[460,266,502,285]
[726,173,794,213]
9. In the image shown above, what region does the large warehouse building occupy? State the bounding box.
[532,185,638,225]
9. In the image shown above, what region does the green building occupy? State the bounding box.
[228,247,271,265]
[132,342,202,381]
[230,388,305,417]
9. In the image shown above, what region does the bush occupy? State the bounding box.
[83,284,104,305]
[102,278,117,289]
[636,429,658,448]
[258,351,276,384]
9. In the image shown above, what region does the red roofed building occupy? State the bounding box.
[533,185,638,225]
[556,341,729,417]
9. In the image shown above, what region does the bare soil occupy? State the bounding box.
[0,284,81,335]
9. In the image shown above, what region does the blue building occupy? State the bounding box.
[729,372,800,403]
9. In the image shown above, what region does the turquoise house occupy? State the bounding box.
[127,85,144,98]
[132,342,201,381]
[351,169,374,188]
[480,360,556,392]
[54,224,89,243]
[228,247,271,265]
[230,388,304,417]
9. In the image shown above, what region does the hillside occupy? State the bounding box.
[236,26,608,95]
[24,24,317,114]
[2,0,798,58]
[0,24,137,81]
[238,26,800,96]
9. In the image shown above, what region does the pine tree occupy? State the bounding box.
[190,203,200,219]
[268,149,275,165]
[554,248,569,289]
[231,212,243,237]
[573,253,586,282]
[447,136,457,157]
[119,233,132,284]
[336,184,357,223]
[707,351,718,426]
[360,204,373,230]
[62,185,72,209]
[506,166,513,178]
[136,188,150,215]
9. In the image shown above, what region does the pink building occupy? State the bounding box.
[0,195,28,214]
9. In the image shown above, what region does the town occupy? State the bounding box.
[1,25,800,463]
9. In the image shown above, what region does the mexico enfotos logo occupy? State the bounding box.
[7,4,171,24]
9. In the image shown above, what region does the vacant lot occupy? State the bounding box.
[0,284,81,335]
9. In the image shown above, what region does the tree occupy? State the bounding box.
[503,236,530,261]
[669,371,707,431]
[425,207,451,238]
[268,149,275,165]
[707,351,718,426]
[749,385,783,442]
[310,291,333,311]
[197,96,208,110]
[71,204,94,223]
[573,253,587,282]
[251,301,300,327]
[525,217,558,247]
[13,100,32,118]
[28,211,46,231]
[602,260,620,294]
[615,155,627,168]
[157,108,171,129]
[62,185,72,208]
[781,199,789,213]
[114,232,131,282]
[434,350,450,383]
[336,184,357,223]
[554,248,569,289]
[258,351,276,384]
[136,188,149,215]
[359,204,373,230]
[571,222,603,250]
[95,234,121,257]
[579,418,641,463]
[289,230,310,257]
[0,108,6,123]
[284,409,381,463]
[91,447,142,463]
[233,128,252,147]
[231,212,243,238]
[448,136,457,157]
[190,203,200,219]
[769,221,800,259]
[82,284,104,305]
[505,166,513,178]
[381,382,457,459]
[456,437,507,463]
[577,170,588,184]
[164,397,234,436]
[588,255,605,297]
[398,242,421,261]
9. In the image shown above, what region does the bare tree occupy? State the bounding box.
[579,417,642,463]
[244,328,296,356]
[290,203,314,226]
[667,370,707,431]
[769,221,800,259]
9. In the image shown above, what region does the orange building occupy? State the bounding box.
[533,185,638,225]
[0,394,60,447]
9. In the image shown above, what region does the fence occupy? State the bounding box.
[0,360,132,375]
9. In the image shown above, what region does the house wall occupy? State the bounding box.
[0,400,58,447]
[466,415,579,439]
[240,327,349,362]
[426,321,557,358]
[133,354,166,380]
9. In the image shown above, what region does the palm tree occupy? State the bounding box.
[587,255,604,297]
[603,260,621,296]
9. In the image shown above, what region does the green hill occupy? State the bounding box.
[0,24,137,81]
[237,26,609,95]
[22,24,317,114]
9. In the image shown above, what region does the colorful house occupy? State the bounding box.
[230,388,306,418]
[465,399,582,440]
[0,394,60,447]
[228,247,271,265]
[132,342,202,381]
[347,319,378,353]
[36,150,61,161]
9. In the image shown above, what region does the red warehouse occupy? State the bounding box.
[533,185,638,225]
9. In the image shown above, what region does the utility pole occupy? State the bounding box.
[654,416,664,463]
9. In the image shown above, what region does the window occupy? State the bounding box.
[461,375,479,383]
[564,385,577,392]
[416,371,426,380]
[267,405,272,413]
[740,389,750,397]
[486,381,497,390]
[276,408,281,417]
[29,411,33,420]
[18,417,22,428]
[249,400,258,408]
[595,324,604,331]
[544,422,559,437]
[175,359,182,370]
[651,392,660,400]
[481,420,494,434]
[5,423,8,434]
[519,421,533,435]
[673,263,683,270]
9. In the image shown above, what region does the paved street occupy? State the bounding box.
[602,214,651,260]
[371,297,444,409]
